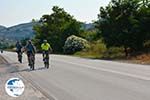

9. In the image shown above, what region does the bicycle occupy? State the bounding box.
[28,53,35,70]
[43,51,49,69]
[18,51,22,63]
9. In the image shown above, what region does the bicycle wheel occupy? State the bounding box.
[18,52,22,63]
[31,56,35,70]
[44,58,49,69]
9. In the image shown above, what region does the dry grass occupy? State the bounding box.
[129,53,150,65]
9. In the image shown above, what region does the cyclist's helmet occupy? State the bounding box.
[28,40,32,44]
[16,41,19,43]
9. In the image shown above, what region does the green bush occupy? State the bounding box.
[63,35,89,54]
[74,40,125,59]
[75,40,107,58]
[102,47,125,59]
[80,30,98,42]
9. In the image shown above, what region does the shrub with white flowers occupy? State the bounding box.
[64,35,89,54]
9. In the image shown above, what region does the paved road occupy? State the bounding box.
[0,54,49,100]
[1,51,150,100]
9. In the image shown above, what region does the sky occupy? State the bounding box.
[0,0,110,27]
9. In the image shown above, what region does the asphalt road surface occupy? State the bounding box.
[1,51,150,100]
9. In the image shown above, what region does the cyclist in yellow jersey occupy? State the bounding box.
[41,40,52,63]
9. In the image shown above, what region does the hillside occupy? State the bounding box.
[0,22,94,49]
[0,22,38,42]
[81,23,95,30]
[0,25,6,30]
[0,22,94,42]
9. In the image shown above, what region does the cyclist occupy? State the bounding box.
[25,40,36,67]
[41,40,52,67]
[15,41,23,63]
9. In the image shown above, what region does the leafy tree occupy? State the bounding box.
[0,42,8,49]
[137,2,150,45]
[80,30,98,42]
[20,38,30,46]
[33,6,81,53]
[96,0,150,56]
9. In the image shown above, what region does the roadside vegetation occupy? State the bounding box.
[2,0,149,64]
[0,40,14,50]
[33,6,81,53]
[32,0,150,64]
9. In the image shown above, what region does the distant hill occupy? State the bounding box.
[81,23,95,31]
[0,22,94,48]
[0,22,38,42]
[0,25,6,30]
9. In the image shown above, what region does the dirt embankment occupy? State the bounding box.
[129,53,150,65]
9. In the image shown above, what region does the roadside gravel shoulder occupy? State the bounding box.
[0,55,49,100]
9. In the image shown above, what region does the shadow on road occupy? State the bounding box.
[7,61,28,65]
[10,67,47,73]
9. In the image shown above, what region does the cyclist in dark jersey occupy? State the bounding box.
[15,41,23,62]
[25,40,36,66]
